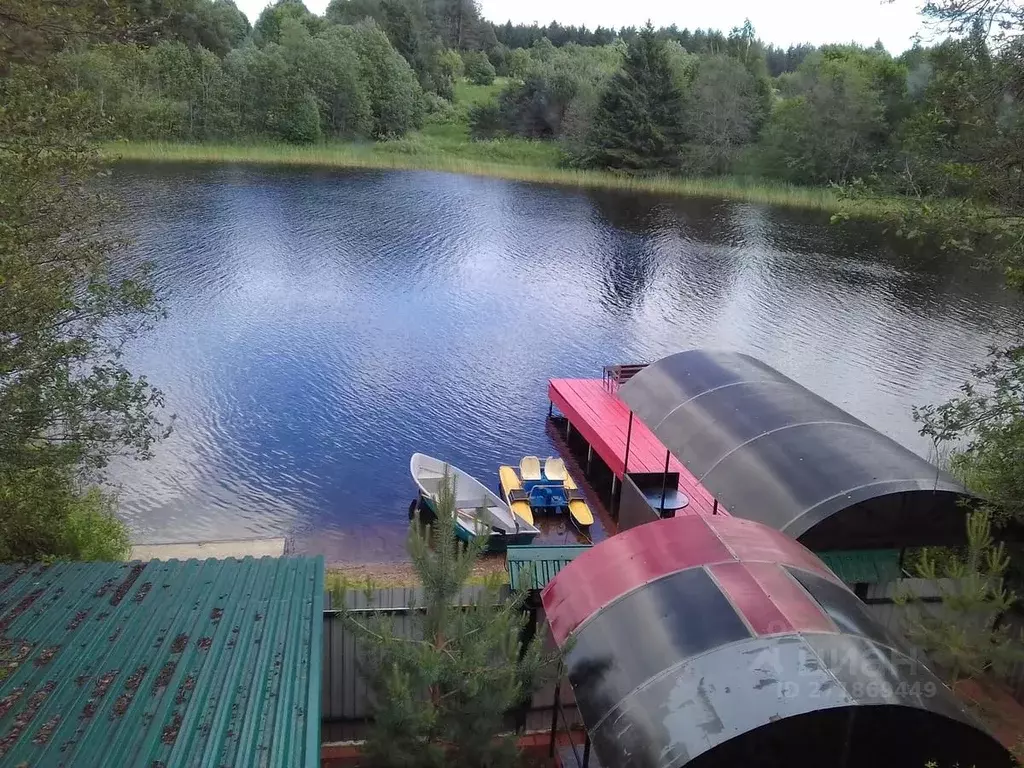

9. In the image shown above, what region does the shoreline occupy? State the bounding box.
[99,140,872,214]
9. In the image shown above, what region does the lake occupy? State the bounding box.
[110,163,1022,561]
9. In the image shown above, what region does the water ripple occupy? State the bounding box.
[107,164,1024,560]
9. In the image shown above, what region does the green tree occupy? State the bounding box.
[426,0,488,50]
[846,5,1024,559]
[253,0,322,45]
[206,0,252,51]
[1,17,165,560]
[338,20,425,137]
[761,52,886,183]
[429,46,463,99]
[462,48,495,84]
[576,24,686,171]
[487,42,508,75]
[898,512,1024,684]
[325,0,456,98]
[342,469,555,768]
[299,27,374,137]
[682,54,764,174]
[278,87,322,142]
[504,47,530,79]
[916,348,1024,527]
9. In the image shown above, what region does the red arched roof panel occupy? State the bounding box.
[541,515,837,645]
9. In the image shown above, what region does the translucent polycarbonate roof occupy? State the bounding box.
[617,350,973,549]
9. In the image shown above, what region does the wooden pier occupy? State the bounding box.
[548,378,727,519]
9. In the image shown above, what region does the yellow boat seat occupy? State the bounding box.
[499,465,534,525]
[520,455,542,481]
[544,457,567,481]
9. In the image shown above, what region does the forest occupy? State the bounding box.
[39,0,1020,194]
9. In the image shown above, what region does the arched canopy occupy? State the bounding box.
[617,349,974,549]
[541,515,1011,768]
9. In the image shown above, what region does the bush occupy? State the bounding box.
[462,50,496,85]
[505,48,530,79]
[499,72,580,138]
[488,43,509,75]
[276,88,322,143]
[62,489,132,561]
[422,92,457,123]
[0,468,131,562]
[468,101,504,139]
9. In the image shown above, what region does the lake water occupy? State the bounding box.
[110,163,1022,561]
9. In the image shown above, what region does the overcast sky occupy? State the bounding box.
[236,0,932,53]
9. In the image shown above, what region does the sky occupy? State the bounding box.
[236,0,933,53]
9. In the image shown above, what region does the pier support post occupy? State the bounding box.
[566,421,572,441]
[548,401,553,418]
[623,411,634,474]
[586,445,593,475]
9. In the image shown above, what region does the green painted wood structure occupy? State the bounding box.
[817,549,902,585]
[0,556,324,767]
[506,544,592,591]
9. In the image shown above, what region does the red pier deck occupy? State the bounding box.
[548,378,727,519]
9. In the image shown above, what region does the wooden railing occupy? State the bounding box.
[602,363,648,392]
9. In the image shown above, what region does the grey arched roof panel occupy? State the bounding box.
[583,634,1012,768]
[618,350,974,548]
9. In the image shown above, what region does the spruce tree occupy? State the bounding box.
[897,511,1024,684]
[579,23,686,171]
[343,469,555,768]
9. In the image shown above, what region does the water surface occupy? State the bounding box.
[110,164,1022,561]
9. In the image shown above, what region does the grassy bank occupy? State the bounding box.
[104,138,854,211]
[101,75,866,212]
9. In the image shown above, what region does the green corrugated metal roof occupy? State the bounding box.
[506,544,592,591]
[817,549,902,584]
[0,556,323,767]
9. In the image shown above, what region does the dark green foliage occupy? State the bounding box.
[467,100,503,138]
[576,25,686,171]
[761,49,889,183]
[324,0,456,98]
[59,16,423,142]
[487,42,508,75]
[764,42,817,77]
[2,13,166,561]
[279,85,323,142]
[253,0,322,45]
[296,27,374,137]
[341,20,424,137]
[462,49,495,84]
[343,470,556,768]
[426,0,489,50]
[497,73,578,138]
[504,48,530,79]
[916,348,1024,527]
[488,44,620,141]
[162,0,252,56]
[845,0,1024,582]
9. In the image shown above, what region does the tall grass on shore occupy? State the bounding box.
[102,139,856,212]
